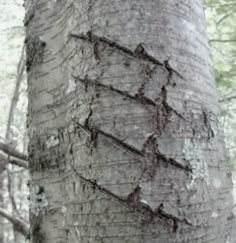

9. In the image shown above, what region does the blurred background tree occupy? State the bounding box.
[205,0,236,169]
[0,0,28,242]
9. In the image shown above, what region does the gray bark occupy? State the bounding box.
[25,0,235,242]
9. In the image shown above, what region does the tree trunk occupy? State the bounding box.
[0,174,4,243]
[25,0,235,242]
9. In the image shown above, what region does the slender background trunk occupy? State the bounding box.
[26,0,235,242]
[0,175,4,243]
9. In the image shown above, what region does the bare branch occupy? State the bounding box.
[6,44,25,143]
[0,153,28,170]
[3,44,27,222]
[209,39,236,44]
[216,12,235,26]
[0,207,29,237]
[8,157,28,169]
[220,94,236,103]
[0,142,27,161]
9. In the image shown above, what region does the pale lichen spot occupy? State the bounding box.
[225,235,231,243]
[211,212,218,218]
[211,122,218,138]
[184,90,195,100]
[29,184,48,216]
[231,188,236,204]
[232,207,236,217]
[68,123,74,133]
[140,199,149,205]
[46,135,59,148]
[62,220,65,227]
[140,182,156,210]
[74,221,79,226]
[75,228,81,237]
[182,18,196,33]
[183,138,209,188]
[66,79,76,94]
[61,206,67,214]
[140,181,152,194]
[47,1,56,8]
[212,178,222,189]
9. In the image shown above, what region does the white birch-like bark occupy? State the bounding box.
[25,0,235,242]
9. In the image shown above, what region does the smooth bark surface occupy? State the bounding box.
[26,0,235,242]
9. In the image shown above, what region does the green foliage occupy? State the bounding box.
[205,1,236,170]
[205,0,236,87]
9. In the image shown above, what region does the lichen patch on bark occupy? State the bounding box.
[183,138,209,188]
[45,135,60,149]
[29,185,48,216]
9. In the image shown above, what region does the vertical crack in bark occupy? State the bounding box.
[141,134,158,181]
[155,86,170,135]
[87,0,95,14]
[164,59,187,84]
[28,212,44,243]
[137,64,158,98]
[141,134,191,183]
[154,86,187,136]
[84,93,95,128]
[202,108,215,140]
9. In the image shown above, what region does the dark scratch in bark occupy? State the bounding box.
[70,32,186,82]
[141,134,191,182]
[164,58,187,83]
[157,153,191,172]
[156,203,192,232]
[74,121,191,174]
[84,94,95,128]
[69,156,192,231]
[93,41,101,60]
[70,32,163,66]
[155,86,170,135]
[137,65,158,97]
[86,124,143,158]
[72,74,156,107]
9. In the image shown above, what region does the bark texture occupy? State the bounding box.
[26,0,235,242]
